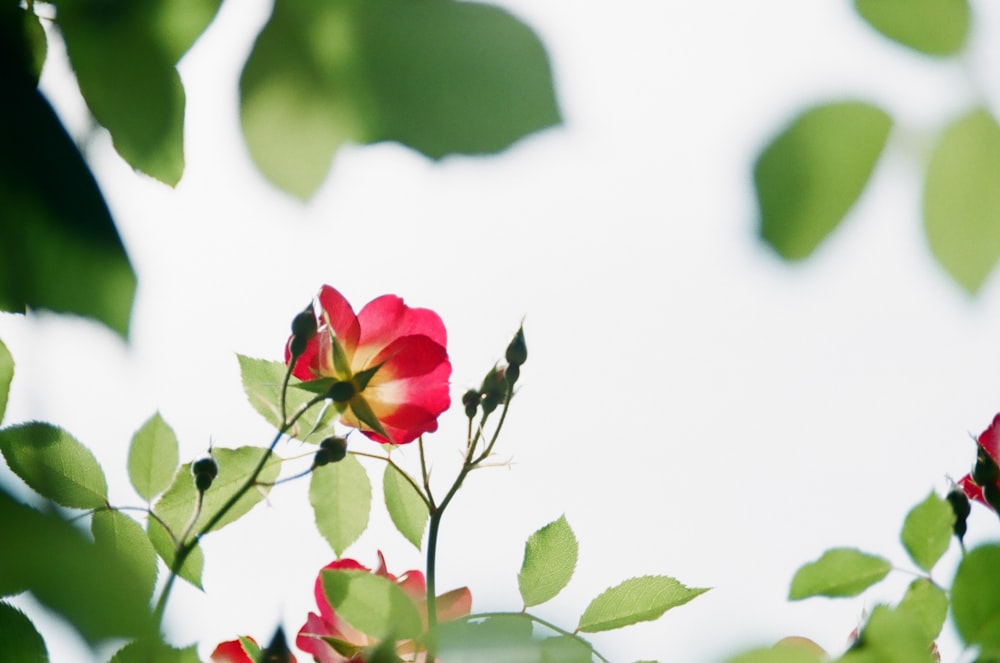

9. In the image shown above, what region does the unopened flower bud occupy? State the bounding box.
[505,362,520,387]
[315,436,348,466]
[946,488,971,542]
[461,390,480,418]
[972,445,1000,487]
[291,305,317,341]
[192,456,218,493]
[985,482,1000,514]
[260,627,295,663]
[479,367,506,415]
[505,326,527,367]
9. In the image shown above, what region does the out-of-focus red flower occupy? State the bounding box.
[296,552,472,663]
[211,636,299,663]
[286,285,451,446]
[958,413,1000,509]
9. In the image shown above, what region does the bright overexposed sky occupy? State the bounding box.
[4,1,1000,661]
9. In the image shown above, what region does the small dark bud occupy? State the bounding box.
[505,326,527,366]
[260,627,294,663]
[461,389,480,418]
[288,334,308,358]
[327,380,356,403]
[192,456,218,492]
[315,436,348,466]
[505,363,520,387]
[985,482,1000,514]
[291,306,317,341]
[947,488,971,542]
[972,445,1000,487]
[479,367,505,415]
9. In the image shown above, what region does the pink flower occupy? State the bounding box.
[958,413,1000,509]
[287,286,451,446]
[211,637,298,663]
[296,553,472,663]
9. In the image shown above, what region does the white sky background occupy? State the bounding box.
[4,1,1000,661]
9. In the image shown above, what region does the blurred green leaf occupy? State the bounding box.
[109,638,200,663]
[0,602,48,663]
[92,510,158,605]
[240,0,560,199]
[321,568,422,639]
[311,453,371,557]
[7,6,46,83]
[382,463,428,550]
[153,446,281,537]
[789,548,891,600]
[128,413,180,502]
[896,578,947,644]
[238,355,339,442]
[854,0,969,56]
[837,605,935,663]
[0,35,135,337]
[726,642,826,663]
[518,515,578,607]
[147,0,224,63]
[755,101,892,260]
[438,614,596,662]
[924,108,1000,294]
[952,544,1000,651]
[0,422,107,509]
[0,487,155,643]
[56,1,185,184]
[147,516,204,590]
[0,338,12,425]
[577,576,708,633]
[900,491,953,572]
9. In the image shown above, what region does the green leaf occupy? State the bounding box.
[854,0,969,56]
[755,101,892,260]
[311,453,371,557]
[0,338,12,425]
[0,602,48,663]
[900,491,953,572]
[382,464,428,550]
[0,422,107,508]
[0,72,135,337]
[2,6,46,84]
[240,0,560,200]
[56,2,185,184]
[437,614,536,660]
[924,108,1000,294]
[320,568,422,639]
[788,548,891,600]
[577,576,709,633]
[952,543,1000,651]
[0,487,155,643]
[146,0,224,64]
[726,642,826,663]
[108,638,200,663]
[128,413,180,502]
[92,510,158,605]
[237,636,261,660]
[518,515,578,607]
[896,578,948,643]
[839,605,936,663]
[153,446,281,537]
[147,516,204,590]
[238,355,339,443]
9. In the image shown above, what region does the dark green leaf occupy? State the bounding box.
[92,510,158,605]
[924,108,1000,294]
[0,422,107,508]
[128,413,180,501]
[238,355,339,443]
[311,453,371,557]
[755,101,892,260]
[0,338,12,425]
[57,2,185,184]
[0,487,155,643]
[147,516,204,590]
[854,0,969,56]
[2,6,46,84]
[0,602,48,663]
[146,0,223,63]
[900,492,953,572]
[788,548,891,600]
[240,0,560,199]
[109,638,200,663]
[320,568,422,639]
[153,446,281,537]
[518,515,578,607]
[0,68,135,337]
[577,576,709,633]
[952,544,1000,651]
[382,464,428,550]
[896,578,948,643]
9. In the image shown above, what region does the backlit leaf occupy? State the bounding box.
[577,576,709,633]
[92,510,158,605]
[321,568,422,639]
[383,463,428,550]
[924,108,1000,294]
[518,515,578,607]
[147,517,204,590]
[755,101,891,260]
[311,453,371,557]
[0,338,12,425]
[128,413,180,502]
[789,548,891,599]
[900,491,953,572]
[839,605,936,663]
[952,544,1000,651]
[896,578,947,643]
[238,355,339,443]
[0,422,107,509]
[0,602,47,663]
[854,0,969,56]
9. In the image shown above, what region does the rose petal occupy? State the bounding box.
[979,413,1000,466]
[287,333,321,381]
[959,474,986,504]
[296,612,352,663]
[355,295,447,365]
[315,559,368,623]
[211,639,255,663]
[436,587,473,622]
[369,335,450,381]
[318,286,361,353]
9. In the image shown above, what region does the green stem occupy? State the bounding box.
[351,450,431,508]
